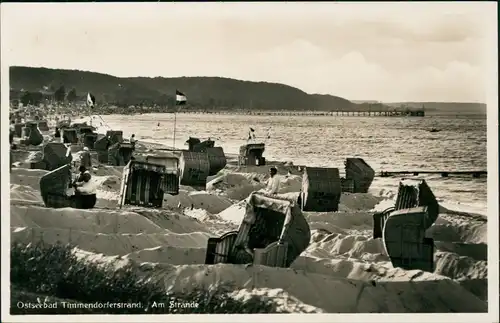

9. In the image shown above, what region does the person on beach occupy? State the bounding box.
[264,166,280,195]
[80,146,92,169]
[130,134,137,148]
[54,127,61,141]
[72,165,97,209]
[9,120,15,145]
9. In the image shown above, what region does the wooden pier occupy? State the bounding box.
[379,170,487,178]
[174,109,425,117]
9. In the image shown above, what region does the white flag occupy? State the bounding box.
[87,92,96,108]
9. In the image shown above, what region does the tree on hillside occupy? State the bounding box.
[20,91,43,106]
[66,88,77,102]
[54,85,66,102]
[20,92,32,106]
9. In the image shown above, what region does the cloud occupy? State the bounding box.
[1,2,495,102]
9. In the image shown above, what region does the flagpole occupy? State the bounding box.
[173,90,186,150]
[89,104,93,127]
[173,107,177,149]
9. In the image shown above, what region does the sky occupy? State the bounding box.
[1,2,497,102]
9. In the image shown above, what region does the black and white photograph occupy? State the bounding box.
[1,2,498,321]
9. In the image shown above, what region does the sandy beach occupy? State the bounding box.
[8,118,488,313]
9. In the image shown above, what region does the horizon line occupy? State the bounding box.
[8,65,487,105]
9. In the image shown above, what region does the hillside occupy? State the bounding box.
[9,66,359,111]
[10,67,485,114]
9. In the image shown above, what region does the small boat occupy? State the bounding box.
[429,128,441,133]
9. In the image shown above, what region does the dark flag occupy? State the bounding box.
[87,92,96,108]
[176,90,187,106]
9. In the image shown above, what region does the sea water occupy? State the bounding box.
[91,113,487,216]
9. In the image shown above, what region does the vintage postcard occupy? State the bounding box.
[1,2,498,322]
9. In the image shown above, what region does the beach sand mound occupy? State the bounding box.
[304,233,388,261]
[163,191,233,215]
[339,193,385,212]
[144,263,486,313]
[97,175,122,192]
[305,211,375,232]
[92,165,125,178]
[207,173,264,201]
[207,172,302,201]
[227,288,324,313]
[126,207,212,234]
[433,241,487,261]
[434,252,487,280]
[11,226,211,258]
[10,150,34,166]
[11,205,166,234]
[125,246,207,265]
[428,216,487,245]
[10,184,43,204]
[10,168,48,191]
[11,204,214,235]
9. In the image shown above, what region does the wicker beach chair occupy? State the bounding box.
[178,150,210,186]
[238,143,266,166]
[37,120,50,132]
[42,142,73,171]
[39,164,75,208]
[83,133,98,149]
[21,121,44,146]
[62,128,79,144]
[108,142,134,166]
[372,179,439,272]
[344,158,375,193]
[146,155,180,195]
[106,130,123,146]
[301,167,342,212]
[119,161,167,208]
[205,192,311,268]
